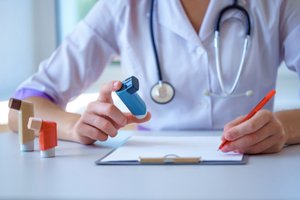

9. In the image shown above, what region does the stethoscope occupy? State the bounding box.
[149,0,253,104]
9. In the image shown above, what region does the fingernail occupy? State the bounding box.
[113,81,119,89]
[221,145,231,152]
[233,150,240,153]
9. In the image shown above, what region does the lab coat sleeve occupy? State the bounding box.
[15,0,122,108]
[280,0,300,78]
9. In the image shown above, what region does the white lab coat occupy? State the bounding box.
[18,0,300,130]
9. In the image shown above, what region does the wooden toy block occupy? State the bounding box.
[8,98,35,151]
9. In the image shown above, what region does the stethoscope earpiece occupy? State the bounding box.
[245,90,253,96]
[203,90,211,96]
[203,90,253,98]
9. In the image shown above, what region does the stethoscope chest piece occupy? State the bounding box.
[151,81,175,104]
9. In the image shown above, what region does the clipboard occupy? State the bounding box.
[95,151,247,165]
[95,136,247,165]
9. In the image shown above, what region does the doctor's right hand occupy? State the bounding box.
[71,81,151,145]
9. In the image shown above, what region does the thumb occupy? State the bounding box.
[125,112,151,124]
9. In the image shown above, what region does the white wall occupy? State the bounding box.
[56,0,79,42]
[0,0,56,101]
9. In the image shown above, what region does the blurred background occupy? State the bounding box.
[0,0,299,132]
[0,0,124,132]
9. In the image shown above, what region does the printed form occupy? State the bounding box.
[99,136,244,164]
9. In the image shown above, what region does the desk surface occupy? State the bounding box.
[1,131,299,200]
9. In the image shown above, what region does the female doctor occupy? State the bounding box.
[8,0,300,154]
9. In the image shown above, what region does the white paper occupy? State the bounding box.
[101,136,243,162]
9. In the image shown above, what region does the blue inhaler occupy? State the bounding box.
[116,76,147,119]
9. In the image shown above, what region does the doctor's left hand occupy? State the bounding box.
[220,110,287,154]
[71,81,151,145]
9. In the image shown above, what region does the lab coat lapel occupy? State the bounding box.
[156,0,248,45]
[157,0,202,46]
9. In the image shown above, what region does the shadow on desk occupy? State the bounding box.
[0,124,9,133]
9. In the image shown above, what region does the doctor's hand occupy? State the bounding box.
[220,110,287,154]
[71,81,151,145]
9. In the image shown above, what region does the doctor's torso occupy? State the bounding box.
[23,0,300,130]
[110,0,282,130]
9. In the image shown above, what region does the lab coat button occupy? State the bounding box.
[199,100,208,108]
[196,47,204,55]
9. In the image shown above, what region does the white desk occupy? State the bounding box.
[0,131,299,200]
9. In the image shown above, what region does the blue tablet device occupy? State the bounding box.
[116,76,147,119]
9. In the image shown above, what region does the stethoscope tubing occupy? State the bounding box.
[149,0,175,104]
[149,0,252,101]
[212,0,252,96]
[215,3,251,36]
[150,0,163,81]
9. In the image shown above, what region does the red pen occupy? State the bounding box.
[218,89,276,151]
